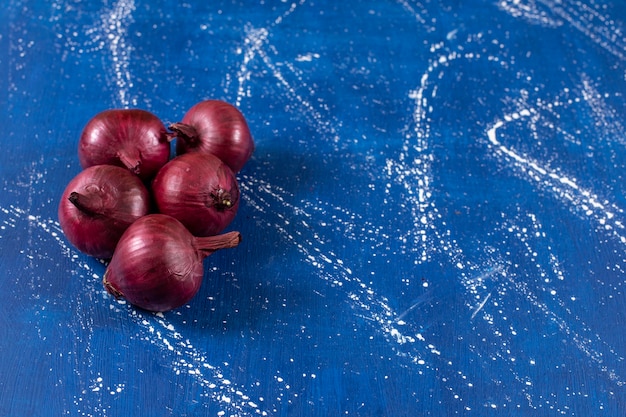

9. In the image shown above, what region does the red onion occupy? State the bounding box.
[78,109,171,181]
[169,100,254,173]
[151,152,240,236]
[103,214,241,312]
[58,165,151,259]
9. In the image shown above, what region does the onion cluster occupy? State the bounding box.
[58,100,254,312]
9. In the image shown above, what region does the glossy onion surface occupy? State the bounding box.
[103,214,241,312]
[171,100,254,173]
[58,165,151,259]
[78,109,171,181]
[151,152,240,236]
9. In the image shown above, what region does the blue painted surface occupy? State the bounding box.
[2,0,626,415]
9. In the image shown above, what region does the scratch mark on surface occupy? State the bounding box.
[396,291,433,323]
[471,291,492,320]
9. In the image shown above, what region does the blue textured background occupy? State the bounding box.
[2,1,626,416]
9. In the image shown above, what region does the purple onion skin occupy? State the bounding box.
[58,165,151,259]
[103,214,241,312]
[170,100,254,173]
[78,109,171,181]
[151,152,240,237]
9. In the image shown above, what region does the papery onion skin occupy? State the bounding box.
[58,165,151,259]
[170,100,254,173]
[103,214,241,312]
[151,152,240,237]
[78,109,171,181]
